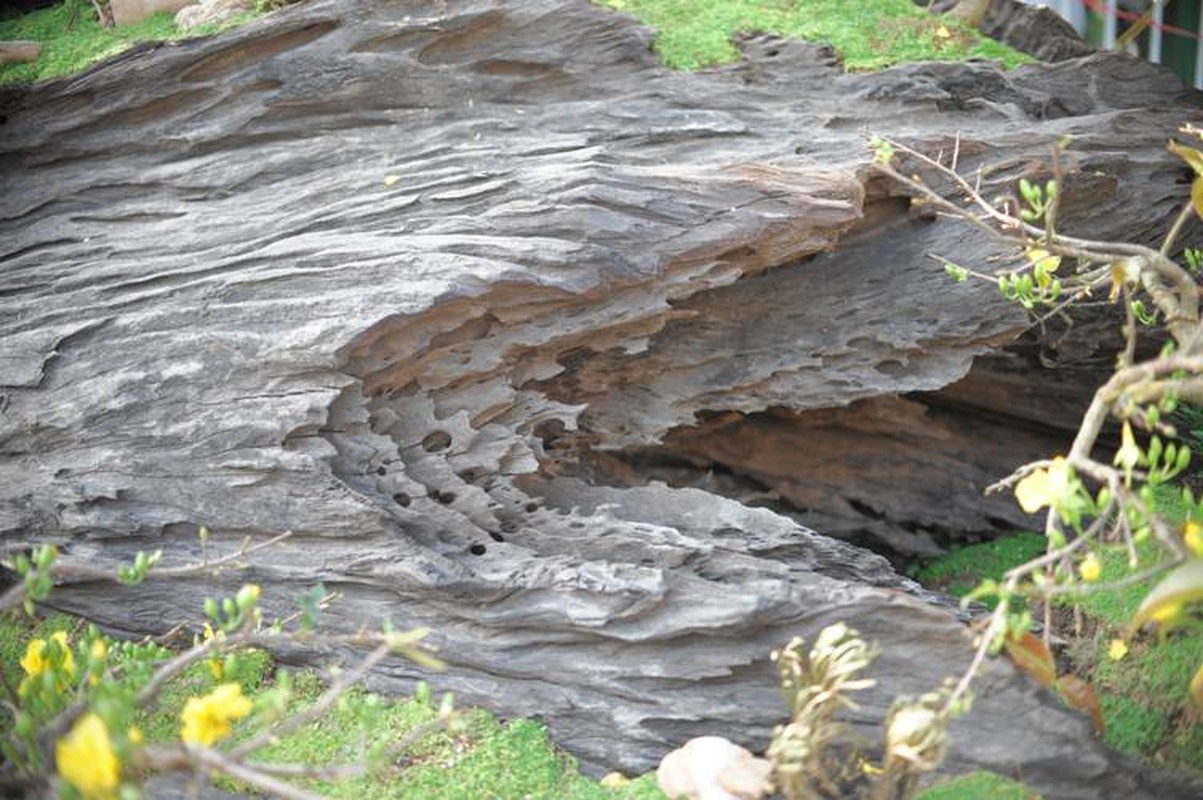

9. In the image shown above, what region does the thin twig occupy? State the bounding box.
[230,642,392,758]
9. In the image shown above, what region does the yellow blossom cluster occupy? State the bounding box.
[181,683,253,746]
[19,631,75,695]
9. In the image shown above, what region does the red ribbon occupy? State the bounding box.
[1078,0,1203,41]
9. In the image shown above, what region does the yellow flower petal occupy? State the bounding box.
[56,713,120,800]
[20,638,47,677]
[1108,639,1129,661]
[1079,552,1102,583]
[181,683,253,746]
[21,632,75,688]
[1015,457,1070,514]
[1114,421,1141,475]
[1185,521,1203,557]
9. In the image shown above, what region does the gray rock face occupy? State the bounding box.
[175,0,253,30]
[0,2,1200,797]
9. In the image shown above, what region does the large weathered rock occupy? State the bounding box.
[1,1,1200,797]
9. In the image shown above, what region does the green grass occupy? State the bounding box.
[0,610,664,798]
[913,510,1203,774]
[1084,612,1202,764]
[236,684,666,798]
[0,0,1030,86]
[135,646,274,743]
[912,531,1048,606]
[0,0,258,84]
[595,0,1030,71]
[915,770,1037,800]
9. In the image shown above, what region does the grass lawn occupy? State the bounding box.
[911,490,1203,774]
[0,0,258,84]
[596,0,1029,70]
[0,0,1028,86]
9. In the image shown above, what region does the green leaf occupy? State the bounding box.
[944,262,969,282]
[1169,139,1203,176]
[1130,558,1203,633]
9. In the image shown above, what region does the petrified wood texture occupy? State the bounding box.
[1,1,1200,796]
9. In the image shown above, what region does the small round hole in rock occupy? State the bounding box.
[469,544,487,555]
[524,502,538,513]
[422,430,452,452]
[429,489,457,505]
[489,531,505,542]
[375,466,387,476]
[457,466,484,483]
[393,492,411,507]
[532,418,565,445]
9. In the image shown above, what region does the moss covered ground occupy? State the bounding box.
[911,493,1202,774]
[597,0,1028,71]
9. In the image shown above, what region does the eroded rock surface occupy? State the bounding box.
[1,2,1200,796]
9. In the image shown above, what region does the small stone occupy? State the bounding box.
[175,0,252,30]
[110,0,194,27]
[657,736,770,800]
[0,40,41,65]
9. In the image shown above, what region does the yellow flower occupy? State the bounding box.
[19,639,47,677]
[90,639,107,660]
[20,632,76,694]
[1014,457,1071,514]
[181,683,253,746]
[1113,421,1141,479]
[1108,639,1129,661]
[128,726,143,746]
[1079,553,1102,583]
[22,631,74,677]
[56,713,120,800]
[1185,521,1203,557]
[235,583,260,608]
